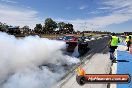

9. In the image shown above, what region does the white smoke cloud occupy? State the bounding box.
[2,67,63,88]
[0,32,80,88]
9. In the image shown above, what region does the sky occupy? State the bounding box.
[0,0,132,32]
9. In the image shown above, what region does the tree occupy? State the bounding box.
[44,18,57,34]
[0,22,8,32]
[23,25,29,30]
[63,23,74,34]
[22,25,30,34]
[57,22,74,34]
[34,24,42,33]
[58,22,66,30]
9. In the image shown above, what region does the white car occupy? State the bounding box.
[91,37,95,40]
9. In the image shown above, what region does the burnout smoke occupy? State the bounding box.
[0,32,80,88]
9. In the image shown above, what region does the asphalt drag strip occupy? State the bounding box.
[54,54,111,88]
[53,37,112,88]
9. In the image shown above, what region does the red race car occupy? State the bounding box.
[62,35,78,52]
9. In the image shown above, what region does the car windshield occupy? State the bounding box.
[63,36,74,40]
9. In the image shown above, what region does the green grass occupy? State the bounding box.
[40,33,103,39]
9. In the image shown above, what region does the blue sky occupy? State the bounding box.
[0,0,132,32]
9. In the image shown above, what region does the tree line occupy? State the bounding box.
[0,18,75,35]
[34,18,74,34]
[0,18,111,36]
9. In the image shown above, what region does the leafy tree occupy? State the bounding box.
[34,24,42,33]
[63,23,74,34]
[44,18,57,34]
[58,22,66,30]
[57,22,74,34]
[0,22,8,32]
[23,25,29,30]
[22,25,30,34]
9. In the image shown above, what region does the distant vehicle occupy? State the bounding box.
[90,37,96,40]
[97,36,102,40]
[83,36,91,42]
[57,36,63,40]
[62,35,78,41]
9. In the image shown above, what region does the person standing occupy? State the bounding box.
[126,34,129,43]
[127,36,132,52]
[109,33,119,62]
[126,34,131,51]
[129,36,132,54]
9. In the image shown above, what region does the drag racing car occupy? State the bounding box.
[61,35,78,52]
[59,35,90,56]
[78,36,90,55]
